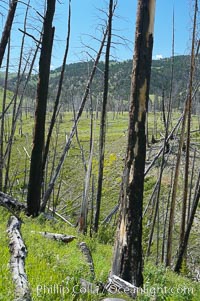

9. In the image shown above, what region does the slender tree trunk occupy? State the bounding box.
[174,170,200,273]
[161,166,174,263]
[146,9,174,260]
[179,0,197,245]
[187,150,196,224]
[161,89,166,130]
[41,5,117,210]
[166,0,197,267]
[0,0,18,67]
[94,0,115,233]
[0,38,10,190]
[78,140,94,234]
[42,0,71,178]
[111,0,156,287]
[4,1,31,192]
[27,0,56,216]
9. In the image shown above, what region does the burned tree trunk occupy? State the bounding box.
[0,191,26,211]
[179,0,197,248]
[42,0,71,178]
[27,0,56,216]
[94,0,115,233]
[0,0,18,67]
[41,4,118,209]
[111,0,156,287]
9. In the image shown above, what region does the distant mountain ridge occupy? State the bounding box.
[0,55,199,111]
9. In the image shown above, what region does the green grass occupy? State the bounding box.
[0,110,200,300]
[0,208,15,301]
[1,206,200,300]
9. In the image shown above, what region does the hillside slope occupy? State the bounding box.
[1,55,199,112]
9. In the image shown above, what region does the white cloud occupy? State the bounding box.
[154,54,163,60]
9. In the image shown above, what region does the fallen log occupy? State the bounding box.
[105,275,137,298]
[80,278,100,293]
[7,216,31,301]
[0,191,26,211]
[79,242,95,279]
[31,231,76,243]
[101,298,126,301]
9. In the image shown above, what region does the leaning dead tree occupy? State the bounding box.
[111,0,156,287]
[0,0,18,67]
[7,216,31,301]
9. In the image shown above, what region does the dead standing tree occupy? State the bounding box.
[0,0,18,68]
[27,0,56,216]
[42,0,71,179]
[94,0,116,233]
[41,3,118,212]
[166,0,198,267]
[179,0,197,248]
[111,0,156,287]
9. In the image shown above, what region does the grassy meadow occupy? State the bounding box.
[0,110,200,300]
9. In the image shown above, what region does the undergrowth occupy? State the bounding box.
[0,207,200,301]
[0,112,200,300]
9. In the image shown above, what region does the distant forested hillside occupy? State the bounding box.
[0,55,199,112]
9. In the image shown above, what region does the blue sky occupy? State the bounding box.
[0,0,195,70]
[51,0,193,67]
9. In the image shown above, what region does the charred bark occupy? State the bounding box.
[0,0,18,67]
[0,191,26,211]
[111,0,155,287]
[42,0,71,179]
[27,0,56,216]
